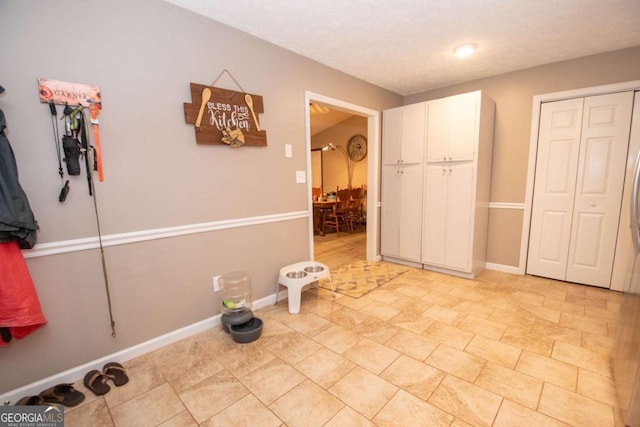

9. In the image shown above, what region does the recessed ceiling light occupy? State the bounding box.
[454,43,477,58]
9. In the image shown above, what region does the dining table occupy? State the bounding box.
[312,199,336,236]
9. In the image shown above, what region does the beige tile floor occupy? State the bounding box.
[63,266,628,426]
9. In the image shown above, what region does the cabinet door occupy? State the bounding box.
[445,163,474,271]
[381,166,401,256]
[448,92,477,162]
[401,103,426,164]
[381,164,423,261]
[422,165,448,265]
[398,164,424,261]
[382,107,402,165]
[423,163,474,271]
[383,103,426,165]
[426,98,450,162]
[426,92,478,163]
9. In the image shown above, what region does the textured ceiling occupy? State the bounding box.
[165,0,640,96]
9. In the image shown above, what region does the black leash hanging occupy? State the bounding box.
[48,102,70,202]
[48,102,63,179]
[81,108,116,337]
[91,177,116,337]
[48,103,115,337]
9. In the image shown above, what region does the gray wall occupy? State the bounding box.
[0,0,402,393]
[406,46,640,267]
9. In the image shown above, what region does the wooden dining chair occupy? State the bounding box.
[323,188,352,234]
[347,185,366,230]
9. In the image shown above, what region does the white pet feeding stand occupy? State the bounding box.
[276,261,334,314]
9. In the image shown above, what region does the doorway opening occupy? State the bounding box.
[304,92,381,269]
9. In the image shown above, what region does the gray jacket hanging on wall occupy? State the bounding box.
[0,108,38,249]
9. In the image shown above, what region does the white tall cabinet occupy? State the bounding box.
[422,91,495,277]
[380,103,426,262]
[381,91,495,278]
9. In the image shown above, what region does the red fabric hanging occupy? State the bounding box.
[0,240,46,345]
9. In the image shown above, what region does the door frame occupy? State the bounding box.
[304,91,381,262]
[519,80,640,290]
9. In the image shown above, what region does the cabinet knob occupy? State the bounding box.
[590,202,596,207]
[443,156,446,161]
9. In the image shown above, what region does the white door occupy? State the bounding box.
[566,92,634,286]
[527,98,584,280]
[528,91,634,287]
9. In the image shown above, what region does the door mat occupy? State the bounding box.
[319,261,408,299]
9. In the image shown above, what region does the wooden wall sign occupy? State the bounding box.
[183,82,267,147]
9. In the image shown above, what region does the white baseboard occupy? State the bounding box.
[0,293,278,406]
[485,262,522,275]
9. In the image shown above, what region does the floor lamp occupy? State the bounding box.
[322,143,353,189]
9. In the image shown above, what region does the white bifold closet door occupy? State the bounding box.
[527,91,634,288]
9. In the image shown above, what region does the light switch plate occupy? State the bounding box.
[285,144,292,158]
[296,170,306,183]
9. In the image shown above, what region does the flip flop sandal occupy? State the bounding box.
[39,383,85,407]
[15,395,45,405]
[83,370,111,396]
[103,362,129,387]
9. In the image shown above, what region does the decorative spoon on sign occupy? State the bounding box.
[195,87,211,128]
[245,94,262,132]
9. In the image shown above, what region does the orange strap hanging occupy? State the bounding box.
[89,103,104,182]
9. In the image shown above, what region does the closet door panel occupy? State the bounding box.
[527,98,584,280]
[566,91,634,286]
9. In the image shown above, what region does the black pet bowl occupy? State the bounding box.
[230,317,263,344]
